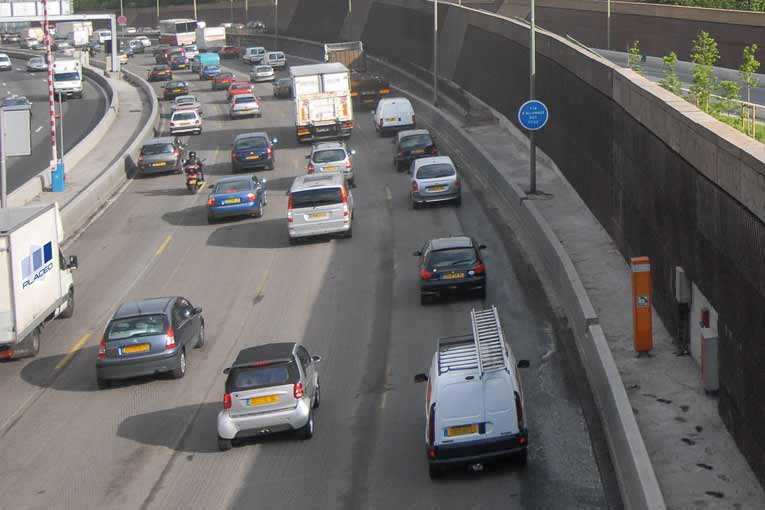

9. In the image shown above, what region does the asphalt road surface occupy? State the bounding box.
[0,51,107,193]
[0,52,617,510]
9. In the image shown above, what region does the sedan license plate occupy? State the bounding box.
[153,161,167,166]
[123,344,150,354]
[429,185,447,192]
[246,155,259,160]
[224,198,241,204]
[173,88,182,93]
[309,212,329,219]
[412,149,425,154]
[249,395,279,406]
[447,424,479,437]
[324,166,338,172]
[444,272,465,280]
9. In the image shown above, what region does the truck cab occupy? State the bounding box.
[53,59,83,99]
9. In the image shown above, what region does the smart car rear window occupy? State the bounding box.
[226,362,299,392]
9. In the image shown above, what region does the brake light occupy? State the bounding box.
[208,197,217,206]
[98,335,106,359]
[223,393,232,409]
[293,382,304,399]
[307,162,315,173]
[515,392,524,427]
[165,326,176,349]
[474,263,485,275]
[455,177,461,189]
[267,146,272,157]
[430,146,438,155]
[345,159,352,169]
[420,269,433,280]
[412,181,419,192]
[428,403,436,447]
[287,194,293,223]
[412,114,416,126]
[246,192,256,202]
[398,151,405,157]
[231,151,236,161]
[138,154,144,163]
[194,119,200,125]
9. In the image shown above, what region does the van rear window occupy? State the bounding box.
[291,188,343,208]
[226,362,299,392]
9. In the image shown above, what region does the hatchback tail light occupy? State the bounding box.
[267,146,272,158]
[430,146,438,155]
[341,187,349,217]
[307,162,315,174]
[165,326,176,349]
[223,393,232,409]
[398,151,405,157]
[287,194,293,223]
[412,181,419,192]
[293,382,304,399]
[515,391,524,428]
[474,263,485,275]
[412,114,416,126]
[231,151,236,161]
[208,197,217,206]
[420,269,433,280]
[455,177,461,189]
[98,335,106,359]
[246,192,256,202]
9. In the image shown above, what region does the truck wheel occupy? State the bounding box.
[61,289,75,319]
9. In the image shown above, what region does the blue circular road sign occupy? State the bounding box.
[518,100,549,131]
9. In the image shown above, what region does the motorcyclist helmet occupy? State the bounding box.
[188,151,197,160]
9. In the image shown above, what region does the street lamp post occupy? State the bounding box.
[275,0,279,51]
[433,0,438,106]
[607,0,611,51]
[230,0,234,24]
[156,0,160,27]
[529,0,537,194]
[193,0,198,21]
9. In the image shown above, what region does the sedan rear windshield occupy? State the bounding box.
[255,66,271,72]
[291,188,343,208]
[214,180,251,193]
[416,163,455,179]
[226,361,299,393]
[400,134,432,150]
[172,112,197,121]
[234,95,256,104]
[217,72,233,79]
[153,66,169,71]
[312,149,345,163]
[107,314,167,341]
[235,137,267,150]
[142,143,174,155]
[428,247,477,269]
[167,82,185,88]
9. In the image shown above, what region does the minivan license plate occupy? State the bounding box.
[309,212,329,219]
[447,424,479,437]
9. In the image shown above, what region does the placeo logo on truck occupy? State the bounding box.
[21,242,53,289]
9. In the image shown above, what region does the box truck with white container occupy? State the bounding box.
[53,58,83,99]
[0,204,78,360]
[55,21,92,48]
[290,62,354,142]
[195,25,226,52]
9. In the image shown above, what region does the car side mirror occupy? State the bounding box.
[68,255,78,269]
[259,178,267,185]
[414,373,428,383]
[413,250,422,256]
[182,308,192,319]
[272,138,278,144]
[193,306,203,314]
[517,359,530,369]
[478,244,487,250]
[311,355,322,364]
[349,149,356,155]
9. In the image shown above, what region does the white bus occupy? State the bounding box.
[159,19,198,46]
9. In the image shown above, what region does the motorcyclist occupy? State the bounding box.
[183,151,205,181]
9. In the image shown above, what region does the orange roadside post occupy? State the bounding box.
[631,256,653,354]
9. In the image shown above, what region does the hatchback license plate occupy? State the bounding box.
[412,149,425,154]
[309,212,329,219]
[444,272,465,279]
[447,424,478,437]
[153,161,167,166]
[123,344,150,354]
[249,395,279,406]
[224,198,241,204]
[246,155,259,160]
[324,166,338,172]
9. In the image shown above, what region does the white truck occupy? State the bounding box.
[195,26,226,52]
[290,63,354,142]
[55,21,92,48]
[0,204,78,360]
[53,59,83,99]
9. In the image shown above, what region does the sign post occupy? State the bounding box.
[631,256,653,354]
[517,99,549,194]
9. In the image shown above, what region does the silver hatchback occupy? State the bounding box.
[217,342,321,450]
[410,156,461,208]
[306,141,356,186]
[229,93,261,118]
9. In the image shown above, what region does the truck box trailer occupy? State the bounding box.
[290,63,354,142]
[0,204,78,360]
[195,26,226,52]
[324,41,390,103]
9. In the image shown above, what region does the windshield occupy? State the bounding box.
[416,163,455,179]
[400,134,432,150]
[0,56,10,63]
[214,180,251,194]
[153,66,169,71]
[107,314,166,341]
[172,112,196,121]
[234,96,256,104]
[142,143,174,155]
[428,247,477,269]
[291,188,343,208]
[29,58,44,65]
[54,72,80,81]
[255,66,271,72]
[232,84,249,90]
[313,149,346,163]
[217,73,233,80]
[235,137,267,150]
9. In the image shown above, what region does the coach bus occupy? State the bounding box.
[159,19,198,46]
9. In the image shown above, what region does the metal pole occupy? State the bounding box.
[194,0,198,21]
[156,0,160,26]
[245,0,248,20]
[275,0,279,50]
[349,0,352,14]
[0,108,6,209]
[529,0,536,194]
[433,0,438,106]
[58,92,64,158]
[43,0,57,175]
[120,0,123,18]
[607,0,611,51]
[230,0,233,24]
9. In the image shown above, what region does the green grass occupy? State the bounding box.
[714,113,765,142]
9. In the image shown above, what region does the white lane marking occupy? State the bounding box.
[35,126,42,133]
[385,186,392,201]
[1,83,5,86]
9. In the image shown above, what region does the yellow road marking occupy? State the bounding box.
[198,181,206,192]
[254,267,271,299]
[155,235,172,256]
[55,333,91,370]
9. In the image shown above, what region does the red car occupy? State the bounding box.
[219,46,241,59]
[212,72,236,91]
[227,81,254,100]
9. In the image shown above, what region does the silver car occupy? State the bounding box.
[217,342,321,450]
[410,156,461,208]
[26,57,47,72]
[229,94,261,118]
[288,173,354,243]
[250,65,274,82]
[306,141,356,187]
[0,54,11,71]
[171,94,203,116]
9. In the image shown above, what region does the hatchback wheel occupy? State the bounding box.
[96,377,111,390]
[514,450,528,467]
[195,322,205,348]
[254,201,264,218]
[296,413,314,440]
[428,464,444,479]
[172,349,186,379]
[217,436,232,451]
[312,380,320,409]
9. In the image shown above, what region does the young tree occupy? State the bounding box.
[715,80,741,116]
[627,40,643,75]
[659,51,683,95]
[739,44,760,103]
[690,31,720,113]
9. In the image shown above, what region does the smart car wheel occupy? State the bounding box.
[296,412,314,440]
[217,436,232,451]
[428,464,444,479]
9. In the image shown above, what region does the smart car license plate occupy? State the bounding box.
[224,198,241,204]
[246,155,259,160]
[444,272,465,279]
[412,149,425,154]
[123,344,150,354]
[429,185,447,192]
[249,395,279,406]
[447,424,478,437]
[153,161,167,166]
[324,166,338,172]
[309,212,329,219]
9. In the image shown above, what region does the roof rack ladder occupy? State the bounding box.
[471,306,507,374]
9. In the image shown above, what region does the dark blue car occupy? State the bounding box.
[207,175,268,223]
[231,132,278,172]
[200,64,221,80]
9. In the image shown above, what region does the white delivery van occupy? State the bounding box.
[0,204,78,360]
[374,97,415,135]
[93,29,112,43]
[242,46,266,64]
[53,59,83,99]
[414,307,530,478]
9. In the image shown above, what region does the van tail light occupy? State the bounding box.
[223,393,232,409]
[412,181,419,192]
[246,192,256,202]
[307,162,315,173]
[420,269,433,280]
[427,403,436,448]
[293,382,304,399]
[98,335,106,359]
[455,177,461,189]
[287,194,293,223]
[165,325,176,349]
[474,263,485,275]
[208,197,217,206]
[430,146,438,155]
[515,391,524,428]
[341,187,349,217]
[345,159,352,169]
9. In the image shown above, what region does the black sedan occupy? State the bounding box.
[272,77,292,98]
[414,236,487,305]
[163,81,189,100]
[394,129,438,172]
[148,65,173,82]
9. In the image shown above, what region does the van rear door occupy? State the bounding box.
[290,186,346,236]
[483,371,520,437]
[437,379,484,445]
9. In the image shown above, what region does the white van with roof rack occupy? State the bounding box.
[414,306,530,478]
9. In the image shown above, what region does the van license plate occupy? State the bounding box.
[123,344,150,354]
[249,395,279,406]
[447,424,479,437]
[309,212,329,219]
[429,185,447,192]
[324,166,338,172]
[385,117,397,122]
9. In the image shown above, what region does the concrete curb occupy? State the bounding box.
[242,29,666,510]
[59,65,159,239]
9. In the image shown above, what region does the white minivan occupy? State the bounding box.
[414,307,530,478]
[287,173,353,243]
[374,97,415,135]
[242,46,266,65]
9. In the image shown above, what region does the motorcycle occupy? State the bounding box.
[183,159,206,194]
